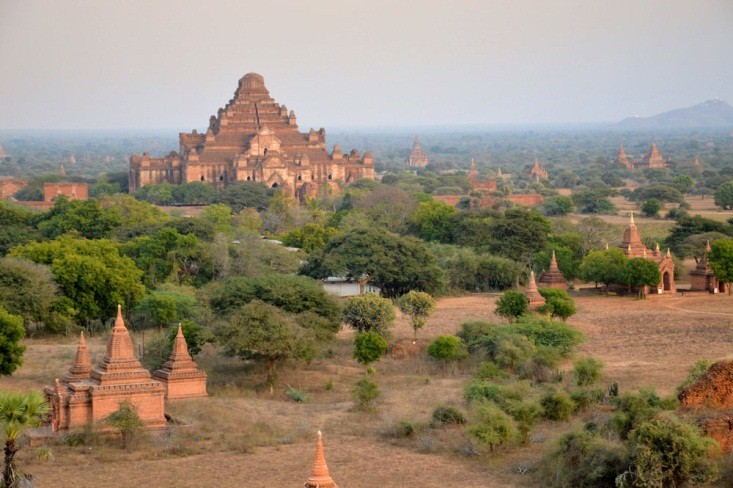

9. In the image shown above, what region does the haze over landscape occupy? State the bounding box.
[1,0,733,130]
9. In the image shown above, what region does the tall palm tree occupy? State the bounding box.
[0,391,49,488]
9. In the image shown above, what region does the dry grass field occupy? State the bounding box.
[2,292,733,487]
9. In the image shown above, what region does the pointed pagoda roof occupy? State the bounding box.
[467,159,479,181]
[539,250,567,289]
[155,324,206,374]
[91,305,154,385]
[617,145,632,168]
[304,431,338,488]
[525,271,546,308]
[642,143,665,168]
[153,324,208,399]
[621,212,649,258]
[63,332,92,383]
[528,156,548,179]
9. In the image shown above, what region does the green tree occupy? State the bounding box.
[352,377,381,412]
[216,300,317,389]
[10,237,145,324]
[495,291,528,322]
[352,331,389,368]
[629,184,684,204]
[0,307,25,376]
[709,239,733,294]
[397,290,436,340]
[537,288,576,320]
[621,258,661,298]
[0,202,41,257]
[409,199,458,242]
[171,182,216,204]
[578,248,628,289]
[640,198,662,218]
[0,257,75,334]
[37,197,123,239]
[540,195,574,216]
[201,203,234,234]
[543,430,628,488]
[212,181,271,212]
[301,227,444,297]
[666,215,733,258]
[281,223,338,253]
[208,274,340,329]
[488,207,551,262]
[467,402,516,452]
[0,391,49,487]
[617,414,719,487]
[342,293,395,335]
[427,336,468,362]
[133,289,201,329]
[106,400,144,450]
[713,181,733,209]
[572,187,618,214]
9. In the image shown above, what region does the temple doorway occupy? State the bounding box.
[663,272,671,292]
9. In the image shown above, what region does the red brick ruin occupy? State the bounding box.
[525,271,546,309]
[129,73,374,201]
[621,212,675,294]
[679,360,733,452]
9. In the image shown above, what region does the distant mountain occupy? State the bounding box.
[615,99,733,129]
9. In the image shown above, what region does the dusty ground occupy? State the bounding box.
[3,292,733,487]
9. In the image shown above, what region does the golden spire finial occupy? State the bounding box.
[629,211,635,225]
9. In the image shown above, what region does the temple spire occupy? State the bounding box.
[550,250,558,267]
[629,211,635,225]
[705,240,711,253]
[304,431,338,488]
[172,323,192,360]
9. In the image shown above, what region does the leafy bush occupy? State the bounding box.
[537,288,576,320]
[495,290,528,321]
[476,361,507,381]
[431,406,467,427]
[467,402,516,451]
[610,389,679,440]
[394,420,417,438]
[574,357,604,386]
[456,320,495,352]
[616,414,719,487]
[427,336,468,362]
[352,377,382,412]
[541,390,576,421]
[491,334,536,371]
[106,400,144,450]
[397,290,435,340]
[517,347,562,384]
[353,331,389,367]
[542,429,628,488]
[506,315,584,356]
[570,387,606,412]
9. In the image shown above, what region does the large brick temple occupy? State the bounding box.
[128,73,374,201]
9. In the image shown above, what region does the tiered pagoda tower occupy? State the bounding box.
[539,250,567,289]
[129,73,374,201]
[406,136,429,168]
[641,143,666,169]
[620,213,675,293]
[528,157,548,180]
[154,324,208,400]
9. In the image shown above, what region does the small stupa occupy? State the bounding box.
[62,332,92,383]
[539,250,567,289]
[304,431,338,488]
[525,271,546,308]
[690,241,722,293]
[153,323,208,400]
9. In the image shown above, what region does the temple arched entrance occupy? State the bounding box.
[663,272,671,292]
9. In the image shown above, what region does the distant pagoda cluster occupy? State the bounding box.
[617,143,667,169]
[129,73,374,201]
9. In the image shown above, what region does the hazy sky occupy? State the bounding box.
[1,0,732,130]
